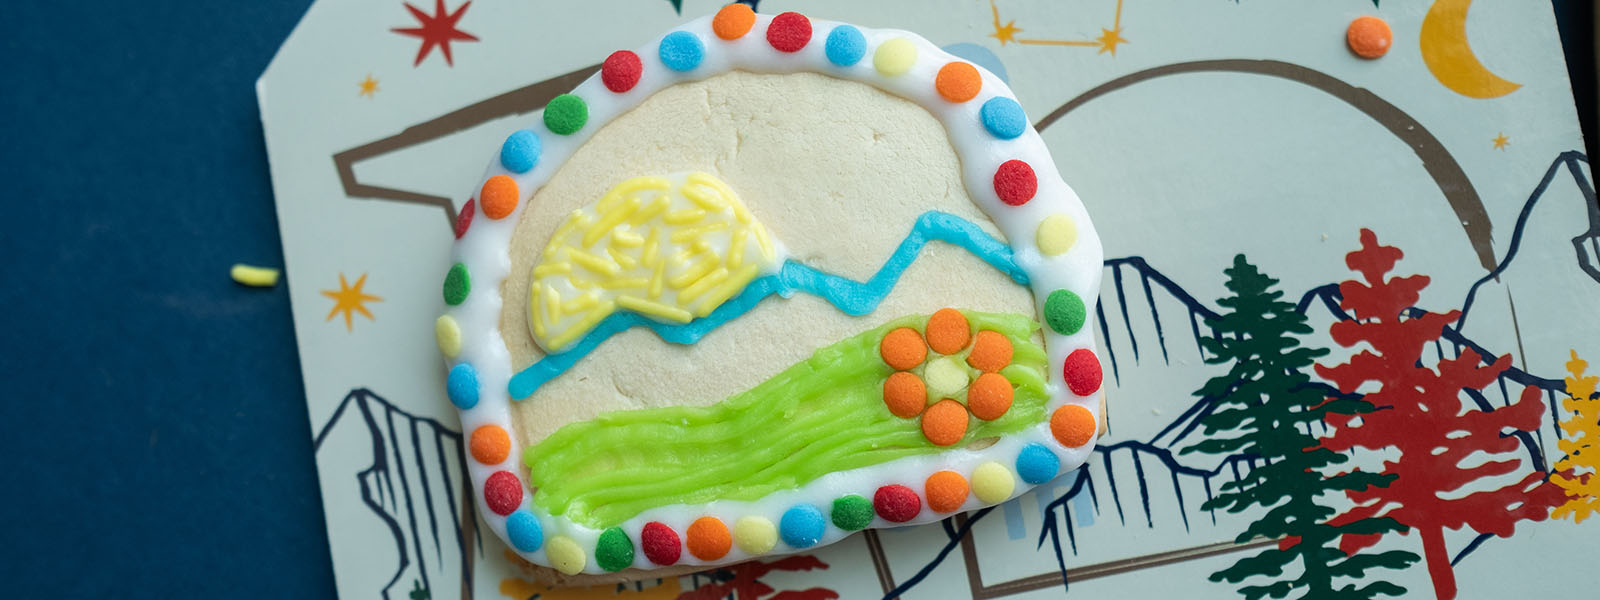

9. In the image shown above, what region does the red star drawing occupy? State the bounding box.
[391,0,479,67]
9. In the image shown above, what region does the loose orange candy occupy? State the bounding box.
[967,372,1013,421]
[921,399,969,446]
[925,470,970,513]
[880,327,928,370]
[883,371,928,418]
[966,330,1013,372]
[925,308,970,355]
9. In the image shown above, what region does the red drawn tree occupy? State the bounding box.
[1315,229,1563,600]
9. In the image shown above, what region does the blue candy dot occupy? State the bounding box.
[825,25,866,67]
[779,505,826,548]
[499,129,541,173]
[1016,443,1061,484]
[980,97,1027,140]
[506,510,544,552]
[447,363,479,409]
[659,30,705,72]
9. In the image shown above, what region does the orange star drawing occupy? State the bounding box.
[322,273,382,331]
[989,0,1022,45]
[989,0,1129,55]
[1492,132,1510,150]
[358,74,379,98]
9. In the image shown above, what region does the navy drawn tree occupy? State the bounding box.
[1184,255,1418,599]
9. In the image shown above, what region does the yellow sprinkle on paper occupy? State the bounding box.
[230,264,280,287]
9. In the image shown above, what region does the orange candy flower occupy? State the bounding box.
[878,309,1019,446]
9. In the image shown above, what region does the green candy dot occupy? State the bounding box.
[831,495,874,530]
[1044,289,1085,335]
[544,94,588,135]
[443,263,471,306]
[595,527,634,572]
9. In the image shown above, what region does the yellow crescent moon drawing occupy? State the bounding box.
[1420,0,1522,98]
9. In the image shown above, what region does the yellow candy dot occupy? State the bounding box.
[972,461,1015,503]
[545,535,586,574]
[734,516,777,555]
[874,38,918,76]
[435,315,462,358]
[924,356,970,399]
[1036,214,1078,257]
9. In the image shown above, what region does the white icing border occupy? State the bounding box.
[441,12,1104,574]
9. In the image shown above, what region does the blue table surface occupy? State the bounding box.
[0,1,1590,598]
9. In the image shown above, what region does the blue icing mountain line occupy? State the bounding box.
[508,211,1029,400]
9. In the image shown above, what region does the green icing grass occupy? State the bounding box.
[523,311,1048,529]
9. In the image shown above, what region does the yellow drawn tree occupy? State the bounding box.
[1553,350,1600,523]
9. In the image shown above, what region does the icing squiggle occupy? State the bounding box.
[507,211,1029,399]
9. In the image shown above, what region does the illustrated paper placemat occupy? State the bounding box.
[260,0,1599,598]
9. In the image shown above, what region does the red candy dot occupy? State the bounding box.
[874,484,923,523]
[484,471,523,516]
[766,12,812,53]
[454,198,476,239]
[1064,349,1103,396]
[641,522,682,565]
[602,50,642,93]
[994,160,1037,206]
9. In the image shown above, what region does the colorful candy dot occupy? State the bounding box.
[443,263,471,305]
[712,3,756,40]
[880,327,927,370]
[505,510,543,552]
[883,372,927,418]
[687,517,732,560]
[921,399,969,447]
[484,470,523,516]
[543,94,588,135]
[435,314,462,358]
[925,470,969,513]
[1051,404,1098,447]
[874,38,917,76]
[1044,289,1086,335]
[602,50,643,93]
[766,12,812,53]
[659,30,705,72]
[825,25,866,66]
[831,495,874,530]
[925,308,970,355]
[966,330,1013,372]
[453,198,475,239]
[499,129,541,173]
[641,522,681,566]
[1036,214,1078,256]
[480,175,519,220]
[447,363,479,409]
[546,535,586,574]
[967,372,1013,421]
[734,516,777,554]
[779,505,826,548]
[1064,348,1103,396]
[1347,16,1392,59]
[469,425,510,464]
[595,527,634,572]
[935,62,982,102]
[980,97,1027,140]
[972,462,1015,504]
[1016,443,1061,484]
[924,356,969,398]
[873,484,922,523]
[993,160,1037,206]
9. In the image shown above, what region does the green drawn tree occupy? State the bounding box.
[1184,255,1419,600]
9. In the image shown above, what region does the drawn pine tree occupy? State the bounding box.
[1316,229,1564,600]
[1184,255,1417,600]
[1552,350,1600,522]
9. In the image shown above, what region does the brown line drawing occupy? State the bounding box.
[1034,58,1496,272]
[331,64,599,230]
[861,530,900,599]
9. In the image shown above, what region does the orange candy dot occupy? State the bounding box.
[966,330,1013,372]
[880,327,928,370]
[687,516,732,561]
[713,3,756,40]
[921,399,969,446]
[469,425,511,464]
[480,175,519,220]
[883,371,928,418]
[1051,404,1098,447]
[967,373,1014,421]
[1346,16,1392,59]
[925,308,971,355]
[925,470,970,513]
[935,62,982,103]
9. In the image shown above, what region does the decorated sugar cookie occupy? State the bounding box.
[436,5,1103,583]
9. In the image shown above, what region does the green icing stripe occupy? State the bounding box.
[523,311,1048,529]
